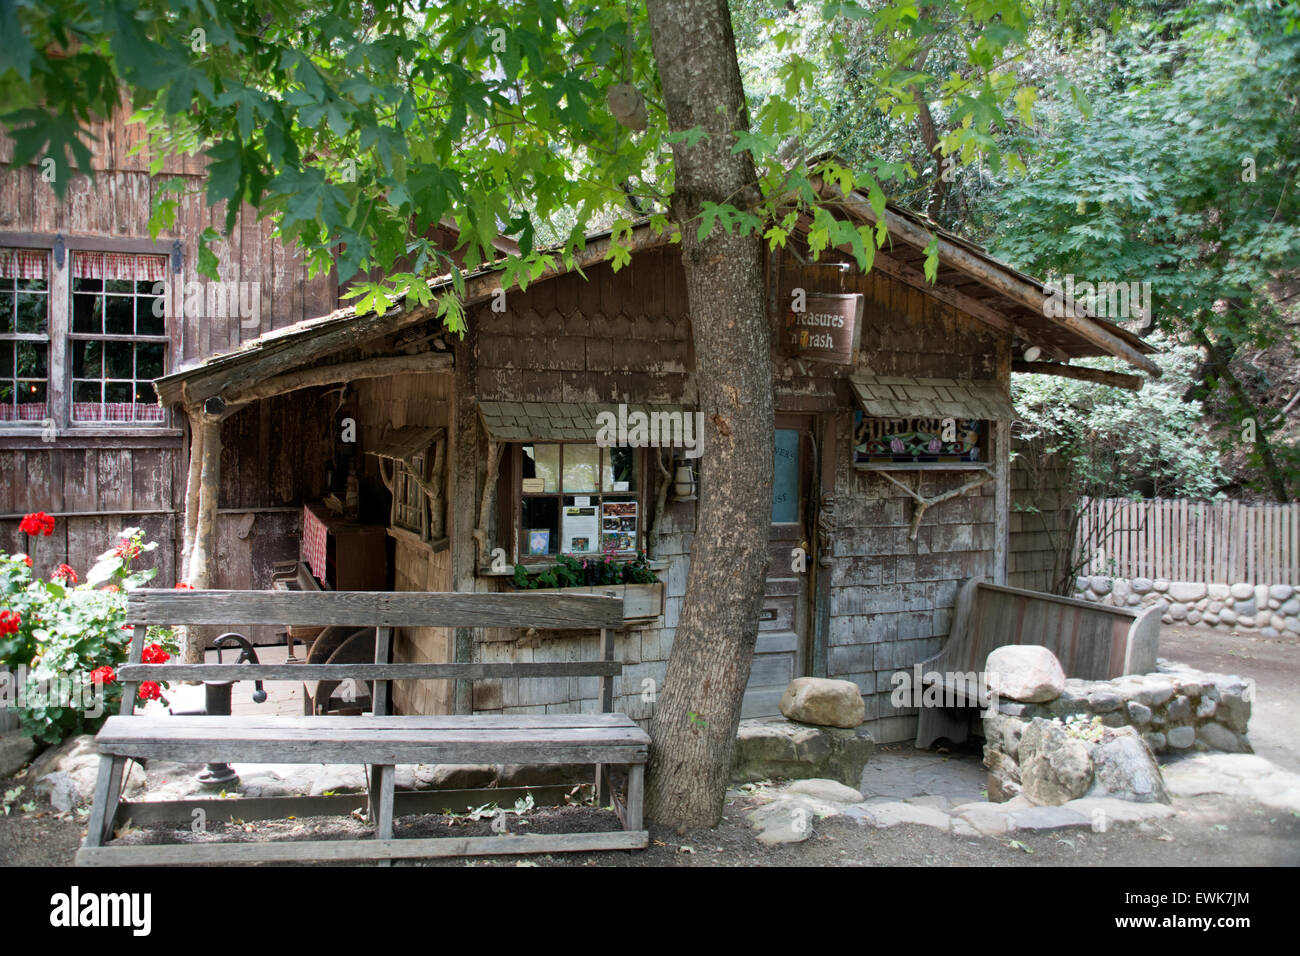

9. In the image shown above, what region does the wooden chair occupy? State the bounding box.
[914,576,1160,748]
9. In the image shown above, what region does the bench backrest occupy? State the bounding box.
[117,590,626,706]
[126,589,624,630]
[939,577,1159,679]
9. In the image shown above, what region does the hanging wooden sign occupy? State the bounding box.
[779,292,864,364]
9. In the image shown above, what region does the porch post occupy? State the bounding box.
[183,413,222,664]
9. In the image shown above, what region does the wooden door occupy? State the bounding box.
[741,417,812,717]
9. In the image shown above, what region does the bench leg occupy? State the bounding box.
[83,755,126,848]
[625,764,644,833]
[368,764,395,866]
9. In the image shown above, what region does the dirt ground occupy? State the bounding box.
[1,623,1296,867]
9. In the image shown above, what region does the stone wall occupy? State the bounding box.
[985,662,1253,801]
[1074,576,1300,637]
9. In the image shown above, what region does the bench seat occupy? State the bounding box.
[96,714,651,766]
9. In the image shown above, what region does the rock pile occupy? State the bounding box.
[982,648,1254,806]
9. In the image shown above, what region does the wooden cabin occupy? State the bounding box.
[1,122,1157,743]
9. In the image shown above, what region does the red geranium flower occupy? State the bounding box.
[173,582,194,590]
[15,553,32,568]
[137,681,161,701]
[18,512,55,536]
[113,539,142,559]
[0,610,21,635]
[51,563,77,584]
[90,665,116,685]
[142,643,170,664]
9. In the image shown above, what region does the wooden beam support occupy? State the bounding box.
[179,409,205,582]
[219,352,453,413]
[1011,360,1144,391]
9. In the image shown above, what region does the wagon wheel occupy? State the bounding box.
[303,626,375,715]
[313,627,377,715]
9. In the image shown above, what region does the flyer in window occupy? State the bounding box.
[562,506,599,553]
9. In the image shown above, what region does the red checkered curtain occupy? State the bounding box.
[0,248,49,280]
[71,251,168,282]
[302,506,329,582]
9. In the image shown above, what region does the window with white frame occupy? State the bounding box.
[0,248,50,422]
[69,252,168,423]
[0,246,171,428]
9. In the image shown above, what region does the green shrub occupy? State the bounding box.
[1,520,179,745]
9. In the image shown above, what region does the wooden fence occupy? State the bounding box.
[1077,498,1300,585]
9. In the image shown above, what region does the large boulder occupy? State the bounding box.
[1017,718,1093,805]
[1088,727,1170,803]
[732,716,874,787]
[778,677,865,729]
[985,645,1066,703]
[0,731,38,779]
[30,734,144,810]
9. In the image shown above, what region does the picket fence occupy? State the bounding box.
[1076,497,1300,586]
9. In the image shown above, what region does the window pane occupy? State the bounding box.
[135,279,158,295]
[105,381,132,404]
[105,296,133,335]
[521,497,559,556]
[74,380,101,403]
[105,341,133,378]
[15,292,46,333]
[522,443,559,493]
[602,447,637,491]
[136,342,165,379]
[15,277,48,292]
[771,428,800,523]
[73,293,102,333]
[0,292,13,333]
[73,340,102,378]
[562,444,599,493]
[73,277,102,293]
[0,342,11,375]
[137,294,165,335]
[105,278,133,294]
[15,343,46,378]
[18,380,46,405]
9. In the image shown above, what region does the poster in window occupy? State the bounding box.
[853,412,983,465]
[527,530,551,555]
[562,506,599,553]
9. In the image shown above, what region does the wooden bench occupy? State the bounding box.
[76,589,649,866]
[914,577,1160,749]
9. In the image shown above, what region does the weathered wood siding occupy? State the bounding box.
[1008,436,1076,594]
[452,245,1012,743]
[779,256,1010,744]
[354,371,456,714]
[0,106,336,585]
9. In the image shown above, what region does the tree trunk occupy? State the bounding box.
[1196,328,1293,502]
[644,0,774,829]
